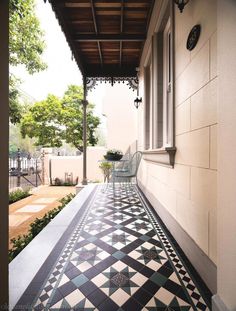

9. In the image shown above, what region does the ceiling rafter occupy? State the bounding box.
[90,0,103,66]
[74,34,146,42]
[49,0,155,80]
[119,0,124,67]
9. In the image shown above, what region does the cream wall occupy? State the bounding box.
[48,147,107,183]
[138,0,217,266]
[216,0,236,309]
[102,84,138,154]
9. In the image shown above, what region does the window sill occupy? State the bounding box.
[142,147,176,167]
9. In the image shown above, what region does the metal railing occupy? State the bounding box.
[9,149,43,191]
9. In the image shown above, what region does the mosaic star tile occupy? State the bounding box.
[16,185,211,311]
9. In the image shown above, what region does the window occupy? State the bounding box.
[143,2,176,166]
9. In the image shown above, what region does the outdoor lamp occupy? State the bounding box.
[134,97,142,109]
[174,0,190,13]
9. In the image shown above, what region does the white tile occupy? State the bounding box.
[110,288,130,306]
[16,205,47,213]
[9,215,31,227]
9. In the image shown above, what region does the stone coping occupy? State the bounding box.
[9,184,97,310]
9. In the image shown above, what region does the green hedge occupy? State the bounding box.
[9,189,31,204]
[9,193,76,262]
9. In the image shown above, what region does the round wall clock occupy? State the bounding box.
[186,24,201,51]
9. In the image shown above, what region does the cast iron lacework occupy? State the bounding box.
[17,185,211,310]
[86,76,138,92]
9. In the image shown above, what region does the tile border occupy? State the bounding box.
[138,181,217,294]
[9,184,98,310]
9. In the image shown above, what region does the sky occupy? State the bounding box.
[11,0,106,116]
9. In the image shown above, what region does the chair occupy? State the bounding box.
[113,151,142,188]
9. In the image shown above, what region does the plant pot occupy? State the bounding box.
[104,154,123,161]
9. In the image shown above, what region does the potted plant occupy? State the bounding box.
[104,149,123,161]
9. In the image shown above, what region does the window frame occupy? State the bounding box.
[142,1,176,167]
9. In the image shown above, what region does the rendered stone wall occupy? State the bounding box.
[138,0,217,264]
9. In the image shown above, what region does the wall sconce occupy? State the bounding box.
[134,67,142,109]
[174,0,190,13]
[134,97,142,109]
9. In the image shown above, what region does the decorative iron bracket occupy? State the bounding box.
[85,76,138,93]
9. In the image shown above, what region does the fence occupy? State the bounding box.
[9,149,43,191]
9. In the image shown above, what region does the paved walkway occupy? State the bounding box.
[15,185,212,310]
[9,186,76,247]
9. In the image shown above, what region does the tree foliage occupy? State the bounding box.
[9,0,47,123]
[20,85,100,151]
[9,0,47,73]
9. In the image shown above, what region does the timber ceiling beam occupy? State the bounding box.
[120,0,124,67]
[74,34,146,42]
[90,0,103,66]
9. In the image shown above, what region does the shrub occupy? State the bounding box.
[9,188,30,204]
[9,193,76,262]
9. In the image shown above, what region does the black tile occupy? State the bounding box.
[95,256,117,272]
[163,279,182,295]
[87,288,108,307]
[39,292,49,302]
[65,266,81,279]
[83,266,100,279]
[58,281,77,297]
[196,301,208,310]
[22,282,42,296]
[176,287,192,304]
[13,295,35,310]
[49,289,63,306]
[142,280,160,295]
[98,298,119,311]
[148,238,162,248]
[122,297,143,311]
[79,280,98,296]
[186,283,196,291]
[132,288,153,306]
[191,291,201,300]
[122,227,142,238]
[121,255,144,272]
[157,263,174,278]
[139,265,155,278]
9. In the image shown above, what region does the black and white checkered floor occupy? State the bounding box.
[16,185,212,310]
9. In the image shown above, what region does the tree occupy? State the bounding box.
[62,85,100,151]
[9,0,47,123]
[20,85,100,151]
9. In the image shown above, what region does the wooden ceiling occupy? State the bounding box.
[49,0,155,78]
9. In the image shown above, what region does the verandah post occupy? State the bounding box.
[82,77,88,185]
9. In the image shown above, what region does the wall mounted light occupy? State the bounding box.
[134,97,142,109]
[174,0,190,13]
[134,67,142,109]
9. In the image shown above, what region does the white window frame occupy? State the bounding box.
[142,1,176,167]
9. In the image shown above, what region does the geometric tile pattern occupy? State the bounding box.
[23,185,211,310]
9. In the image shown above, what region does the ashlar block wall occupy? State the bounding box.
[138,0,217,266]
